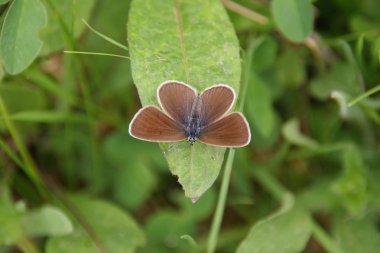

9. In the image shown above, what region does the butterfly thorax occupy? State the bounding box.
[185,95,203,145]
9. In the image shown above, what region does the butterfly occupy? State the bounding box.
[129,80,251,147]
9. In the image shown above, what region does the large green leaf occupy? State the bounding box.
[334,216,380,253]
[128,0,241,201]
[46,195,145,253]
[271,0,313,42]
[237,206,312,253]
[0,0,47,74]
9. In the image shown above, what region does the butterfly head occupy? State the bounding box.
[185,114,202,145]
[187,135,197,145]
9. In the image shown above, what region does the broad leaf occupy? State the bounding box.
[22,205,73,237]
[334,216,380,253]
[246,74,276,138]
[310,62,361,100]
[271,0,313,42]
[251,36,278,72]
[128,0,241,201]
[46,195,145,253]
[237,206,312,253]
[0,0,47,74]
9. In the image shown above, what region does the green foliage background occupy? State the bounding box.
[0,0,380,252]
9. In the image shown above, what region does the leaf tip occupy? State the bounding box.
[191,197,199,203]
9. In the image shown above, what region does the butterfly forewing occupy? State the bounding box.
[158,81,197,124]
[199,112,251,147]
[199,85,235,125]
[129,106,186,142]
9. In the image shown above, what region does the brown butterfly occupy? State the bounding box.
[129,80,251,147]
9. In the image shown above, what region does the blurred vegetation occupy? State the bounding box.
[0,0,380,253]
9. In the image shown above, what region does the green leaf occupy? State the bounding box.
[46,195,145,253]
[334,216,380,253]
[251,36,278,72]
[0,0,47,74]
[310,62,362,100]
[22,205,73,237]
[271,0,313,42]
[104,129,159,210]
[0,82,47,135]
[237,206,312,253]
[332,147,369,215]
[128,0,241,200]
[246,74,277,138]
[276,48,306,88]
[144,210,195,251]
[0,186,22,245]
[282,118,319,148]
[40,0,95,55]
[0,0,10,5]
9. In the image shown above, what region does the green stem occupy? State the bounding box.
[45,0,102,191]
[81,19,129,51]
[17,237,40,253]
[64,51,130,59]
[206,38,255,253]
[206,148,236,253]
[0,96,48,198]
[348,84,380,107]
[252,168,287,201]
[312,221,345,253]
[0,137,25,169]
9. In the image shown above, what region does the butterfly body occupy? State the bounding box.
[185,95,203,145]
[129,80,251,148]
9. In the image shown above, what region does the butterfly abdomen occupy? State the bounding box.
[185,96,203,145]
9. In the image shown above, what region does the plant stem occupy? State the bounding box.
[348,84,380,107]
[0,137,25,168]
[206,37,254,252]
[81,18,129,51]
[206,148,236,253]
[312,221,345,253]
[221,0,268,25]
[17,237,40,253]
[64,51,130,59]
[0,96,48,198]
[304,36,326,75]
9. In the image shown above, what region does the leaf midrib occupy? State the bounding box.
[173,0,196,194]
[173,0,189,82]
